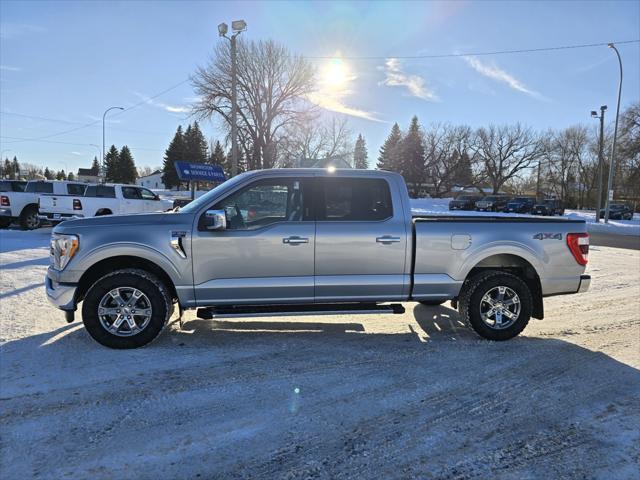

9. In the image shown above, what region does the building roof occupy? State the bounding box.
[77,168,96,176]
[138,170,162,179]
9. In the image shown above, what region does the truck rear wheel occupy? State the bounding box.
[19,205,40,230]
[458,271,532,341]
[81,269,172,349]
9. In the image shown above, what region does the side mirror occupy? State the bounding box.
[204,209,226,231]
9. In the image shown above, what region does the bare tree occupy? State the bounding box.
[424,124,475,196]
[472,124,543,194]
[192,39,316,170]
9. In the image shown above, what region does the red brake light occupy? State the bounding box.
[567,233,589,266]
[0,195,9,207]
[73,199,83,210]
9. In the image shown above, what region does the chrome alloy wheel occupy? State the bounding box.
[98,287,153,337]
[479,286,521,330]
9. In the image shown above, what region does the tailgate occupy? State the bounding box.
[38,195,78,214]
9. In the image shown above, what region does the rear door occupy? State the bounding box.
[314,176,408,302]
[121,186,146,214]
[191,175,315,305]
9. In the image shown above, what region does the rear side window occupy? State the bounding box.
[26,182,53,193]
[317,178,393,221]
[0,181,26,192]
[67,184,86,195]
[84,185,116,198]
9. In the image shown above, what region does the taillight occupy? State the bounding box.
[567,233,589,266]
[1,195,10,206]
[73,199,83,210]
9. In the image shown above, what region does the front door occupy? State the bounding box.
[314,176,408,302]
[121,186,147,214]
[191,176,315,305]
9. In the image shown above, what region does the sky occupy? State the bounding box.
[1,0,639,174]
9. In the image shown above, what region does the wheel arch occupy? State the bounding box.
[75,255,178,305]
[462,253,543,320]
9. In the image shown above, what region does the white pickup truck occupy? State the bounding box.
[0,180,87,229]
[39,183,174,222]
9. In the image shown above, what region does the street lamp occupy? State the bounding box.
[604,43,623,223]
[102,106,124,180]
[218,19,247,177]
[591,106,607,222]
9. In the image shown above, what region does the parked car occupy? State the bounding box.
[505,197,536,214]
[600,203,634,220]
[532,199,565,216]
[449,194,483,211]
[46,168,590,349]
[39,184,174,222]
[0,180,87,230]
[475,195,510,212]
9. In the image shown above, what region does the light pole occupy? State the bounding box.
[590,106,607,222]
[218,19,247,177]
[604,43,623,223]
[102,106,124,180]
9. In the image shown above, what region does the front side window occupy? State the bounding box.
[317,178,393,221]
[26,182,53,193]
[122,187,142,200]
[139,188,157,200]
[212,178,307,230]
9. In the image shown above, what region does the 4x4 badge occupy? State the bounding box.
[533,233,562,240]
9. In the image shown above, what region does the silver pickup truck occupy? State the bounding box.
[45,169,590,348]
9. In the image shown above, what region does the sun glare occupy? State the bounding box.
[322,58,349,88]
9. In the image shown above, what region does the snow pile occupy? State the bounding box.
[410,198,640,236]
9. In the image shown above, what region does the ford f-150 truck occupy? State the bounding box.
[45,169,591,349]
[39,183,174,223]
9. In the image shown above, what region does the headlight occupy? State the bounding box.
[50,234,79,270]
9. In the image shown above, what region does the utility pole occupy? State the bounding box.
[102,106,124,181]
[591,106,607,222]
[604,43,623,223]
[218,20,247,177]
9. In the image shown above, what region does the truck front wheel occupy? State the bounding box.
[458,271,532,341]
[81,269,172,349]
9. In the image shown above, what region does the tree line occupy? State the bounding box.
[376,103,639,207]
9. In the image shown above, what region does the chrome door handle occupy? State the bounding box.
[283,236,309,245]
[376,236,401,244]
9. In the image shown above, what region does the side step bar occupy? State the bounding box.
[197,303,405,320]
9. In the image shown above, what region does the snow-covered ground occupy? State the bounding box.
[411,198,640,236]
[1,228,639,478]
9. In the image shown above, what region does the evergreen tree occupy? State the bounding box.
[118,146,137,184]
[67,172,76,181]
[400,116,426,198]
[183,121,208,163]
[451,152,474,187]
[44,167,54,180]
[353,133,368,169]
[3,159,11,179]
[90,156,100,175]
[162,126,185,189]
[56,170,67,180]
[11,156,20,179]
[377,123,402,171]
[209,140,228,172]
[104,145,120,183]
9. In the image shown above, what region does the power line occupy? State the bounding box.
[3,78,191,144]
[305,39,640,60]
[0,136,164,152]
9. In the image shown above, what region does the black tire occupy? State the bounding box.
[81,268,172,349]
[19,205,40,230]
[418,299,446,306]
[0,218,11,229]
[458,270,532,341]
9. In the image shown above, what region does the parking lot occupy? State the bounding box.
[0,227,638,479]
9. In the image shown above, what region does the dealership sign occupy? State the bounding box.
[174,161,226,182]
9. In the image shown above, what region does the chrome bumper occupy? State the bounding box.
[577,274,591,294]
[45,275,77,311]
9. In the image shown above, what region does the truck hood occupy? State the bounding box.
[54,211,193,233]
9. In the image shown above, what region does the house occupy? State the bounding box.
[136,170,165,190]
[76,168,102,183]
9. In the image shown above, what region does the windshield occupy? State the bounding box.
[179,173,251,214]
[609,204,624,210]
[511,197,530,203]
[457,195,478,201]
[484,196,502,202]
